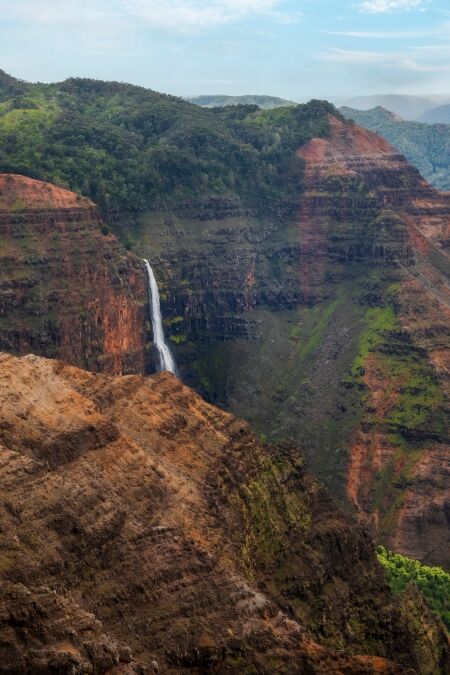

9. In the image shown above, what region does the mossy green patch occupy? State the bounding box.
[231,451,311,578]
[170,334,186,345]
[296,293,343,363]
[350,305,396,378]
[349,294,448,442]
[347,285,449,541]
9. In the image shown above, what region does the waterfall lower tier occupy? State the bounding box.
[143,259,176,374]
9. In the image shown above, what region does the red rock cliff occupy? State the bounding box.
[0,174,146,375]
[298,116,450,568]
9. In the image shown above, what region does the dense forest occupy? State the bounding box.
[341,105,450,191]
[0,70,335,213]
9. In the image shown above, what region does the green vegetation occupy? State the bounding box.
[347,288,449,537]
[350,297,448,441]
[295,293,343,364]
[350,305,396,377]
[169,334,186,344]
[0,69,338,213]
[384,356,446,437]
[378,546,450,629]
[341,106,450,190]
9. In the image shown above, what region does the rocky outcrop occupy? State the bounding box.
[0,351,448,673]
[0,174,146,375]
[0,582,142,673]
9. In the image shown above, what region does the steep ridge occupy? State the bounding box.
[0,174,146,375]
[138,116,449,568]
[295,116,450,568]
[0,351,448,673]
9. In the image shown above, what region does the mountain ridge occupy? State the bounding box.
[339,94,446,121]
[340,105,450,191]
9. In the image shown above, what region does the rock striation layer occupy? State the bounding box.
[0,174,146,375]
[296,117,450,569]
[0,351,448,673]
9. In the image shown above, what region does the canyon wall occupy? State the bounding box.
[0,174,146,375]
[135,116,450,568]
[0,351,448,673]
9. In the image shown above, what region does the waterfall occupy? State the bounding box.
[143,259,176,375]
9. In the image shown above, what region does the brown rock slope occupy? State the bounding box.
[0,174,146,375]
[0,352,448,673]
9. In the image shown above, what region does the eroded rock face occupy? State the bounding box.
[134,115,449,569]
[0,174,146,375]
[0,582,142,674]
[296,118,450,569]
[0,351,448,673]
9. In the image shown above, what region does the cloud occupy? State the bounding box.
[5,0,298,32]
[399,58,450,72]
[317,47,450,73]
[322,29,434,38]
[317,48,387,64]
[359,0,429,13]
[126,0,301,29]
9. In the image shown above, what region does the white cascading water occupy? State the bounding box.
[143,259,176,374]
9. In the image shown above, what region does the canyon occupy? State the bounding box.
[0,74,448,672]
[0,106,448,571]
[134,116,450,569]
[0,351,448,673]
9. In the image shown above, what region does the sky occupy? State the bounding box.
[1,0,450,101]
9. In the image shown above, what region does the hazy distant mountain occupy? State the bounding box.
[187,94,297,109]
[340,95,439,121]
[420,104,450,124]
[341,105,450,190]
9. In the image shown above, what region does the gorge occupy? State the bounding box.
[0,84,448,570]
[135,115,450,571]
[0,70,448,672]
